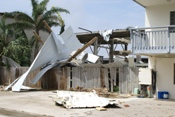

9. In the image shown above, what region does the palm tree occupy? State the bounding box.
[0,18,31,66]
[3,0,69,59]
[52,7,65,34]
[57,11,65,35]
[0,18,13,65]
[2,34,31,66]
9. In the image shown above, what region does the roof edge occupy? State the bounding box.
[133,0,146,8]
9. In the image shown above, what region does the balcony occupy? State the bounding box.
[130,25,175,55]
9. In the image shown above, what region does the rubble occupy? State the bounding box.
[51,90,118,109]
[96,107,107,111]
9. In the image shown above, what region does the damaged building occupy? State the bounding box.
[0,23,141,94]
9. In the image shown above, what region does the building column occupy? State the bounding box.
[109,39,114,63]
[93,38,98,55]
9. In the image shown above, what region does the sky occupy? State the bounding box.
[0,0,145,57]
[0,0,145,33]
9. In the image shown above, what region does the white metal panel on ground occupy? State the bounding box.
[52,90,117,108]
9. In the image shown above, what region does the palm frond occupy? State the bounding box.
[2,36,31,66]
[31,0,39,18]
[57,12,65,27]
[51,7,70,14]
[39,0,49,11]
[44,7,69,18]
[3,11,35,24]
[33,0,49,21]
[47,21,59,27]
[3,12,17,19]
[0,18,6,31]
[14,29,28,39]
[7,22,35,30]
[36,15,57,29]
[15,12,34,24]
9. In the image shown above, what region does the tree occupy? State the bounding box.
[57,12,65,35]
[3,0,69,59]
[52,7,65,34]
[0,18,31,66]
[0,18,13,55]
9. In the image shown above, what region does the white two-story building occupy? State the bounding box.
[131,0,175,99]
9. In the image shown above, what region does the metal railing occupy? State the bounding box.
[130,25,175,54]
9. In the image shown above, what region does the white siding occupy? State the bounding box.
[145,4,175,27]
[149,57,175,99]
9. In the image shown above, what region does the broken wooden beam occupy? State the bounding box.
[33,31,44,45]
[96,107,107,111]
[113,38,130,44]
[66,37,98,62]
[43,20,52,33]
[113,50,131,56]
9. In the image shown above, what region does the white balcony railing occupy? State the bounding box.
[130,25,175,54]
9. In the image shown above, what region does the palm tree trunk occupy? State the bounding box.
[33,30,40,59]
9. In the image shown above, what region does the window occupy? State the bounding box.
[170,11,175,31]
[170,11,175,25]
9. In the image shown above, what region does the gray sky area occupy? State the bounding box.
[0,0,145,33]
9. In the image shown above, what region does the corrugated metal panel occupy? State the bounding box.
[61,27,82,58]
[11,33,65,91]
[31,63,57,84]
[9,27,84,91]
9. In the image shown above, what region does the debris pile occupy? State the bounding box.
[69,87,131,98]
[0,85,4,91]
[51,90,118,109]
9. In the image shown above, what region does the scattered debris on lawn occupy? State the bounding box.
[51,90,118,109]
[96,107,107,111]
[0,85,4,91]
[124,104,130,107]
[68,87,132,98]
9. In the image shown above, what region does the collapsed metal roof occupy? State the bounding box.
[5,26,130,92]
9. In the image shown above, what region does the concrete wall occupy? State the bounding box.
[145,4,175,99]
[149,57,175,99]
[145,4,175,27]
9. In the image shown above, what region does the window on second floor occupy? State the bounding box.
[170,11,175,25]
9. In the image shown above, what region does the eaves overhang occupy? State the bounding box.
[133,0,146,8]
[133,0,175,8]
